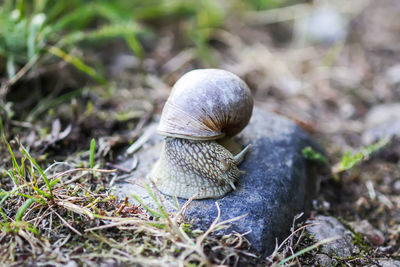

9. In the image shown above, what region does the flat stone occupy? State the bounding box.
[306,215,356,258]
[114,107,323,255]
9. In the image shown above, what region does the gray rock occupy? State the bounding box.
[349,220,385,246]
[306,216,355,258]
[394,180,400,194]
[370,260,400,267]
[362,103,400,144]
[296,4,347,44]
[64,261,78,267]
[100,259,118,267]
[114,108,322,255]
[315,254,332,267]
[385,64,400,85]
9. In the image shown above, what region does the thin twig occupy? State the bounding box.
[51,207,82,236]
[0,55,40,99]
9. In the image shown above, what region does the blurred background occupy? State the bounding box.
[1,0,400,263]
[2,0,399,152]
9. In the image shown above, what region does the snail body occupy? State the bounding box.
[150,69,253,199]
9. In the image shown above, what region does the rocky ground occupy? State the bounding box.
[1,0,400,266]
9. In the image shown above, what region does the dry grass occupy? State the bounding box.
[0,140,259,266]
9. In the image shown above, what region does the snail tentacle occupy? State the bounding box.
[233,144,252,164]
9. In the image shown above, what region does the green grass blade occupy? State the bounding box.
[20,157,25,179]
[0,192,11,205]
[24,222,39,235]
[132,193,166,219]
[48,46,106,84]
[13,221,39,236]
[0,192,10,223]
[4,136,21,182]
[278,237,339,265]
[335,138,389,173]
[20,146,53,199]
[147,222,167,229]
[301,146,328,165]
[60,22,143,46]
[90,138,95,169]
[51,4,97,31]
[0,206,8,222]
[50,178,60,187]
[125,34,144,60]
[143,183,168,218]
[16,193,46,205]
[26,185,51,199]
[16,0,25,16]
[27,164,37,186]
[6,170,18,187]
[16,198,35,222]
[0,117,4,137]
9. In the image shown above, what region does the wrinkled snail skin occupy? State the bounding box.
[150,138,251,199]
[149,69,253,199]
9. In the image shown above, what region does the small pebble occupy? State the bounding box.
[393,180,400,194]
[64,261,78,267]
[350,220,385,246]
[306,215,355,258]
[315,253,332,267]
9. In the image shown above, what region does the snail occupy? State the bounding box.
[149,69,253,199]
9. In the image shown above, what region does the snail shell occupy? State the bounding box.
[157,69,253,140]
[150,69,253,199]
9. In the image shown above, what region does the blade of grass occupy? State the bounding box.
[16,193,46,205]
[13,221,39,236]
[6,170,18,188]
[4,136,21,184]
[0,206,8,222]
[301,146,328,165]
[15,198,35,222]
[278,236,339,265]
[27,164,38,189]
[0,192,10,222]
[132,193,166,219]
[50,3,99,31]
[333,138,389,173]
[50,178,60,187]
[125,34,144,60]
[90,138,95,169]
[143,183,168,218]
[59,22,143,47]
[20,146,53,199]
[0,117,4,137]
[20,157,25,180]
[48,46,106,84]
